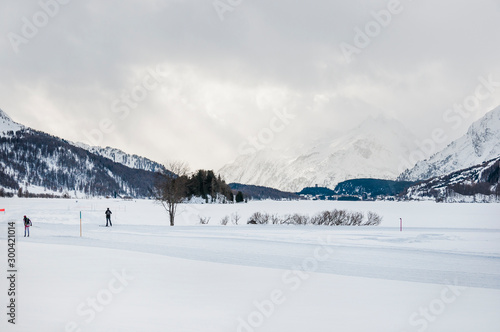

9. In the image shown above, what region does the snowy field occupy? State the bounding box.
[1,198,499,332]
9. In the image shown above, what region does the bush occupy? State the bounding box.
[199,216,211,225]
[365,211,382,226]
[311,210,331,225]
[248,211,262,224]
[270,214,281,225]
[246,210,382,227]
[248,211,270,224]
[348,212,364,226]
[220,216,229,226]
[286,213,309,225]
[331,209,348,226]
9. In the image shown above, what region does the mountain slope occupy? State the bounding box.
[333,178,415,197]
[0,109,161,198]
[220,116,419,192]
[74,143,165,173]
[0,109,23,135]
[404,156,500,202]
[399,106,500,181]
[229,183,300,200]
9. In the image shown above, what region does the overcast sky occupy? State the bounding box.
[1,0,500,170]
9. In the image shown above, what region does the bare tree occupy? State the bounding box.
[332,209,348,226]
[289,213,309,225]
[220,215,230,225]
[155,161,189,226]
[270,214,280,225]
[311,211,333,225]
[348,212,364,226]
[231,212,241,225]
[364,211,382,226]
[248,211,264,224]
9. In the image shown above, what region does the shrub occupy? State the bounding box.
[270,214,281,225]
[220,215,229,226]
[248,211,270,224]
[199,216,211,225]
[348,211,364,226]
[364,211,382,226]
[331,209,348,226]
[231,212,240,225]
[289,213,309,225]
[246,210,382,227]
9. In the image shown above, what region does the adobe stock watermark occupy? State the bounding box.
[65,269,134,332]
[237,109,296,155]
[442,75,500,129]
[236,236,334,332]
[213,0,244,21]
[82,64,169,147]
[339,0,404,64]
[408,279,466,332]
[398,74,500,174]
[7,0,72,54]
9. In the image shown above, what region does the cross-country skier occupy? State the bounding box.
[23,215,32,237]
[105,208,112,227]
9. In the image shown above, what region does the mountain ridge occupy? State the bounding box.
[399,106,500,181]
[0,109,162,198]
[220,115,420,192]
[73,142,165,173]
[404,156,500,202]
[0,108,24,135]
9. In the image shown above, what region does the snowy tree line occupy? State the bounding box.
[155,163,237,226]
[184,169,234,202]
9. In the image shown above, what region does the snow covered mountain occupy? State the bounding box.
[404,156,500,202]
[0,108,23,135]
[220,116,420,192]
[399,106,500,181]
[0,109,162,198]
[1,108,163,174]
[74,143,165,173]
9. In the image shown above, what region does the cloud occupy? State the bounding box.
[1,0,499,170]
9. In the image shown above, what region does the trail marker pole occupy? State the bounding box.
[80,211,82,237]
[400,218,402,232]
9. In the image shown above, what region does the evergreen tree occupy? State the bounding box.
[235,191,244,203]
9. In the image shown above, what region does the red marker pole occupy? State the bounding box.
[400,218,402,232]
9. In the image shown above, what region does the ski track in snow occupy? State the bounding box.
[2,198,499,290]
[21,224,500,290]
[1,198,500,332]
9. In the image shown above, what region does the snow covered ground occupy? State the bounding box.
[1,198,499,331]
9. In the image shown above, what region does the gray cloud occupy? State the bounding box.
[1,0,499,170]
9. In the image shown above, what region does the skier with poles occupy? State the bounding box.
[105,208,112,227]
[23,215,32,237]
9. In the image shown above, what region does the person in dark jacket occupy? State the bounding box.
[23,215,32,237]
[105,208,112,227]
